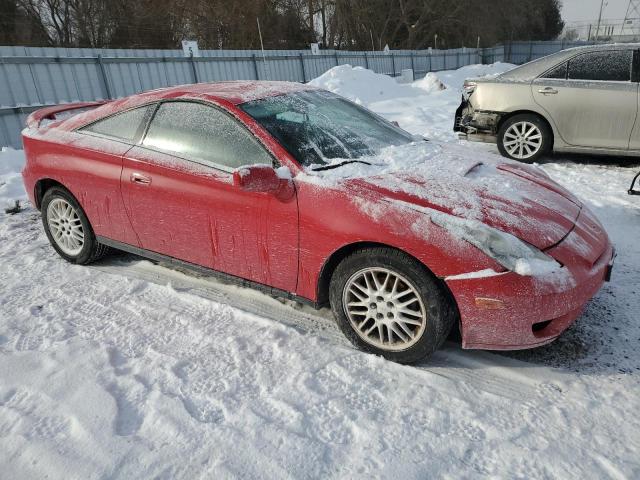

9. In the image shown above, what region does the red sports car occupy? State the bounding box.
[21,81,614,363]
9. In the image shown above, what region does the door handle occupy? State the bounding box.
[538,87,558,95]
[130,172,152,185]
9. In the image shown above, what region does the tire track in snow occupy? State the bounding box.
[90,254,556,403]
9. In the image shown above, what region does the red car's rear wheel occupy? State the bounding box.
[41,186,109,264]
[329,247,456,363]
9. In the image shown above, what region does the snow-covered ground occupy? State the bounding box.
[1,64,640,479]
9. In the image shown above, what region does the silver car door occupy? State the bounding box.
[532,49,638,150]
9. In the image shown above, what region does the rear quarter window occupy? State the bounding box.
[79,105,153,142]
[541,62,567,80]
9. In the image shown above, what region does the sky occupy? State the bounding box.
[562,0,630,24]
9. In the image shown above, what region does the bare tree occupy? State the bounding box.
[8,0,564,49]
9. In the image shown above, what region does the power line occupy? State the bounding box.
[622,0,640,35]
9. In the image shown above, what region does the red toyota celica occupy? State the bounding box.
[21,81,614,363]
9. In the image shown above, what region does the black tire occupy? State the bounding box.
[329,247,457,364]
[497,113,552,163]
[41,186,109,264]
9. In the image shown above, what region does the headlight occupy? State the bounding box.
[430,213,561,276]
[393,200,562,276]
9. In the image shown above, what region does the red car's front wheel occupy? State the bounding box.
[329,247,456,364]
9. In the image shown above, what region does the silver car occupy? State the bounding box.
[454,44,640,162]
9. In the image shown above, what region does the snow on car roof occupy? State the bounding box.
[150,80,319,105]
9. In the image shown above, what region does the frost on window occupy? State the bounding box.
[541,62,567,80]
[142,102,273,169]
[568,51,632,82]
[81,105,151,142]
[240,91,413,167]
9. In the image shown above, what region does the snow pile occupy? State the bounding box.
[308,64,425,105]
[0,147,27,209]
[412,72,446,93]
[413,62,515,91]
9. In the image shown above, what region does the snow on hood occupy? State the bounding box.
[299,141,581,250]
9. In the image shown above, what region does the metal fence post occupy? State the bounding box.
[390,52,396,76]
[189,52,199,83]
[96,54,112,99]
[364,51,369,69]
[27,62,43,105]
[334,51,340,66]
[410,52,415,74]
[252,53,260,80]
[428,52,432,72]
[299,53,307,82]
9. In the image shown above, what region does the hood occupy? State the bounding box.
[331,142,581,250]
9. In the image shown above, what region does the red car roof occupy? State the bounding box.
[28,81,319,131]
[149,80,318,105]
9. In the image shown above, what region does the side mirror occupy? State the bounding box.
[233,164,294,200]
[629,171,640,196]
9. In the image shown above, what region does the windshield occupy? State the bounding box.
[239,90,413,167]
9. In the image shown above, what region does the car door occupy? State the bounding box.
[532,49,638,149]
[120,100,299,293]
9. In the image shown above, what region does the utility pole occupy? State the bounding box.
[595,0,607,41]
[622,0,640,36]
[257,17,269,80]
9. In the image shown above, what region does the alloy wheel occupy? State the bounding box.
[503,121,543,160]
[47,198,85,256]
[342,267,427,351]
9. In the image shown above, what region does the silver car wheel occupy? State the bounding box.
[503,121,543,160]
[47,198,85,256]
[343,267,427,351]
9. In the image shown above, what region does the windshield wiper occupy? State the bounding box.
[312,159,372,171]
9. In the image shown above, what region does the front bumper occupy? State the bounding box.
[446,208,614,350]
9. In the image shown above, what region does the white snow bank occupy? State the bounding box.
[413,62,515,91]
[308,64,426,105]
[309,63,516,107]
[0,147,27,208]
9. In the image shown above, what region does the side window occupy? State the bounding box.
[568,51,632,82]
[80,105,152,142]
[541,62,567,80]
[142,102,274,170]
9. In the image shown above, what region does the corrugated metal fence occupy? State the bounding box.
[0,40,596,148]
